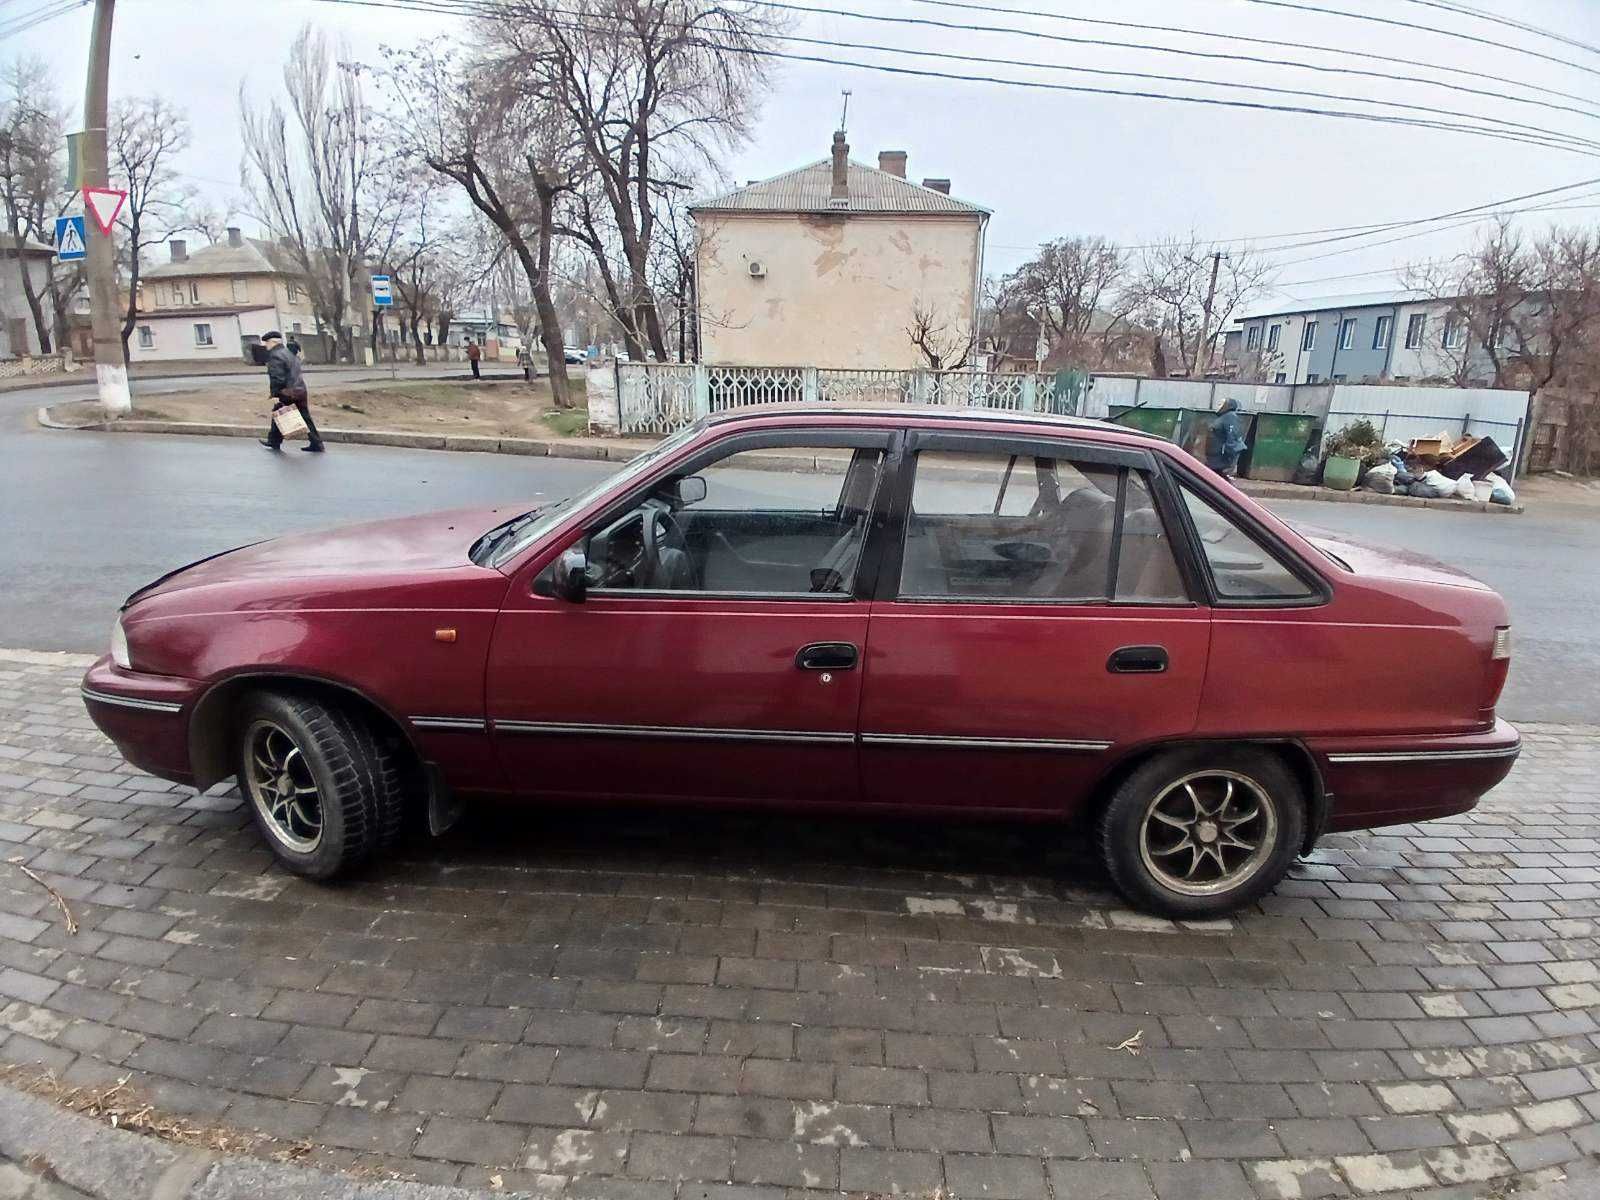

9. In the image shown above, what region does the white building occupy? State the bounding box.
[1,236,56,358]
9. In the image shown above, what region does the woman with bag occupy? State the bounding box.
[258,331,325,453]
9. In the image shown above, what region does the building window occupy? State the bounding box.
[193,323,214,347]
[1273,372,1287,383]
[231,277,247,303]
[1246,325,1261,350]
[1339,318,1356,350]
[1373,315,1392,350]
[1405,313,1426,349]
[1333,374,1346,382]
[1266,324,1282,352]
[1442,317,1466,350]
[170,284,185,306]
[1301,321,1318,352]
[286,282,301,303]
[188,282,200,304]
[1307,373,1321,384]
[137,325,153,349]
[291,322,302,334]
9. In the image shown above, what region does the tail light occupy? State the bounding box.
[1485,625,1511,711]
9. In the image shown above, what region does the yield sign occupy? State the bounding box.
[82,186,127,235]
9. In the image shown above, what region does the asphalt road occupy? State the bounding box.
[3,376,1594,722]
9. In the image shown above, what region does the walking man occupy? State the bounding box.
[258,330,325,453]
[466,337,482,380]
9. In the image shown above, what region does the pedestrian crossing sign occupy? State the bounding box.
[55,215,86,262]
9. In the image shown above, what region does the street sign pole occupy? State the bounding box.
[370,275,395,380]
[82,0,129,415]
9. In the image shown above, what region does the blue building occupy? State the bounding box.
[1231,290,1489,385]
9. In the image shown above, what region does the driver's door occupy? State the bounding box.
[485,428,894,808]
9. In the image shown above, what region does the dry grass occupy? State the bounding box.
[0,1064,312,1163]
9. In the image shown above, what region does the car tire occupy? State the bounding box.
[1097,746,1305,918]
[233,690,405,880]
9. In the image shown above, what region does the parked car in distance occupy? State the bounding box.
[83,405,1519,916]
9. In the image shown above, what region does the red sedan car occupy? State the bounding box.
[82,406,1518,916]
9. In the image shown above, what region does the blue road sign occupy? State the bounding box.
[371,274,393,307]
[55,215,86,262]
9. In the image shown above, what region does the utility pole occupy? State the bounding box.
[1192,249,1223,380]
[83,0,129,414]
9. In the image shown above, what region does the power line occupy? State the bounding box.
[0,0,83,37]
[1395,0,1600,58]
[313,0,1600,161]
[906,0,1600,121]
[1242,0,1600,81]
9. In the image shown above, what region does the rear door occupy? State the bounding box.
[858,432,1211,816]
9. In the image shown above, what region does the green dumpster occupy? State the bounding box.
[1241,412,1317,482]
[1107,405,1184,441]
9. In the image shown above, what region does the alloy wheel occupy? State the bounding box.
[1138,770,1278,898]
[243,719,324,853]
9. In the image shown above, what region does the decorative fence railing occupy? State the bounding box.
[614,363,1091,434]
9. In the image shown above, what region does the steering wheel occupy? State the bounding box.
[628,502,687,587]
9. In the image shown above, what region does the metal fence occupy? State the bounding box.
[615,363,1089,434]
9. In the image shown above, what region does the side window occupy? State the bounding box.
[899,449,1187,604]
[1178,483,1316,601]
[586,444,884,596]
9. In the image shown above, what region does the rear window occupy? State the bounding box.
[1178,483,1316,601]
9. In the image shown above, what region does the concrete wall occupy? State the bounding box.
[696,212,982,369]
[126,309,278,363]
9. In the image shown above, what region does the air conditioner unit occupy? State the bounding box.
[747,260,767,278]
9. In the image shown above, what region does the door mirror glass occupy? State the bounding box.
[547,547,588,603]
[662,475,707,506]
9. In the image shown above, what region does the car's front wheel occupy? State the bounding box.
[234,691,404,879]
[1097,747,1305,918]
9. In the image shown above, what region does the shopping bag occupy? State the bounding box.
[272,404,308,439]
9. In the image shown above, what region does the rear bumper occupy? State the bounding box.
[81,656,202,785]
[1312,718,1520,833]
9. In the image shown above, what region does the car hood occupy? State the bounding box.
[1295,523,1492,591]
[128,505,524,603]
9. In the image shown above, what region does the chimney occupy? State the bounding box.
[168,239,187,262]
[921,178,951,195]
[829,130,849,204]
[226,226,243,247]
[878,150,907,178]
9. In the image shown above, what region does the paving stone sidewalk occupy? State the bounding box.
[0,649,1596,1199]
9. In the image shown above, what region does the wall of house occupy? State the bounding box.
[1386,299,1497,383]
[696,212,982,369]
[140,272,317,336]
[1,254,53,357]
[126,310,277,363]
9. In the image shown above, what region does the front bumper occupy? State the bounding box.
[1313,717,1521,832]
[81,656,204,785]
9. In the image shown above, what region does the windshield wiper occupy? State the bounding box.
[470,509,541,565]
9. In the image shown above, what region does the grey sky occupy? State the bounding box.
[11,0,1600,307]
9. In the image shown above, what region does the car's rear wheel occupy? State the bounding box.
[234,691,403,879]
[1097,747,1304,917]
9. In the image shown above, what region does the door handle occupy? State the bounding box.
[1108,645,1168,674]
[796,642,859,671]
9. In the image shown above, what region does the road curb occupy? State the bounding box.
[36,408,1528,510]
[0,1084,516,1198]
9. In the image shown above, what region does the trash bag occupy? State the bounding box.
[1452,474,1476,500]
[1293,450,1320,487]
[1364,462,1397,494]
[1409,480,1440,498]
[1485,472,1516,506]
[1394,468,1415,487]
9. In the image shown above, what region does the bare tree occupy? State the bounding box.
[1000,237,1131,366]
[112,96,197,358]
[1126,237,1274,378]
[381,44,577,406]
[241,26,396,362]
[0,55,69,354]
[496,0,779,361]
[907,299,974,371]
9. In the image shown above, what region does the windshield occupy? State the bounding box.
[481,422,704,569]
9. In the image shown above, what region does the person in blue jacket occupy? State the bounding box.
[1206,397,1247,476]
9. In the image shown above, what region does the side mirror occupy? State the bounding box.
[664,475,707,506]
[543,548,588,603]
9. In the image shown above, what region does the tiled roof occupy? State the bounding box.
[693,159,988,216]
[144,237,301,279]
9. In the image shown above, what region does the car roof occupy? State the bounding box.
[701,402,1171,449]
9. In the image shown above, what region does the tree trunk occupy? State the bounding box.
[11,254,53,354]
[528,160,572,409]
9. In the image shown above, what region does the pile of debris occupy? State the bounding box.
[1363,431,1516,505]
